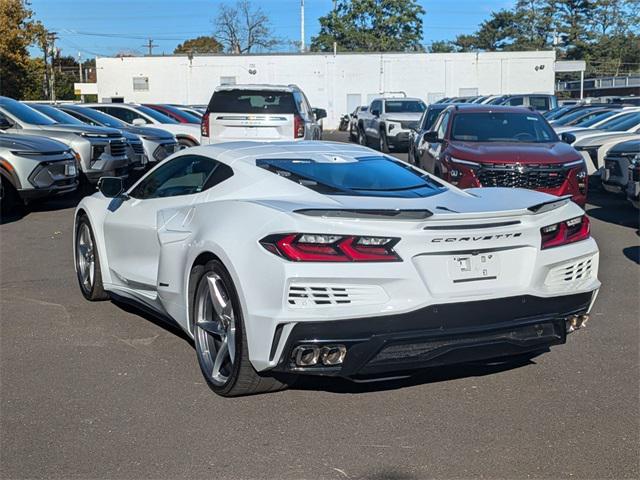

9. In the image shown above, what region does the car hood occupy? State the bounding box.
[0,133,70,152]
[120,125,174,140]
[574,131,640,147]
[384,112,423,122]
[449,141,581,165]
[37,123,123,136]
[608,138,640,154]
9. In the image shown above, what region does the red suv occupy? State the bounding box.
[415,105,588,206]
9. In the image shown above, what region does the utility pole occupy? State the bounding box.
[300,0,305,52]
[46,32,58,101]
[332,0,337,55]
[143,39,157,56]
[78,52,85,102]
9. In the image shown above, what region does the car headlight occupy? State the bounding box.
[77,132,110,139]
[450,157,481,168]
[142,136,166,141]
[563,159,585,168]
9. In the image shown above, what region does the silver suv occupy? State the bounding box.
[200,84,326,144]
[55,104,179,166]
[357,97,426,152]
[0,134,78,215]
[0,97,129,186]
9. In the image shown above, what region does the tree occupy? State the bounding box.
[214,0,278,54]
[174,36,223,55]
[429,41,455,53]
[0,0,45,98]
[311,0,425,52]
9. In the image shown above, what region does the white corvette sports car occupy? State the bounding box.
[74,141,600,396]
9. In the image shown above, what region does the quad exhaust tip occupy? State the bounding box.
[565,314,589,333]
[293,344,347,367]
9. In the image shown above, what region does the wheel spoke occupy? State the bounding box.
[227,326,236,363]
[197,320,225,337]
[207,275,232,320]
[211,339,229,380]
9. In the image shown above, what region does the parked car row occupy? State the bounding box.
[0,96,191,215]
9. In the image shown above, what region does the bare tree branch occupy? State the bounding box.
[214,0,280,54]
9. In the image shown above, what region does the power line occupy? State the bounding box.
[142,39,158,55]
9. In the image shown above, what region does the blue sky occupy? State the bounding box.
[30,0,512,58]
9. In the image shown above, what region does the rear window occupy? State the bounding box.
[208,89,297,114]
[385,100,425,113]
[257,156,445,198]
[451,112,558,143]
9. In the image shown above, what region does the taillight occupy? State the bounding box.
[201,112,210,137]
[260,233,401,262]
[540,215,590,250]
[294,115,305,139]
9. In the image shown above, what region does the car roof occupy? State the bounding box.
[445,104,538,114]
[186,141,383,167]
[214,84,300,92]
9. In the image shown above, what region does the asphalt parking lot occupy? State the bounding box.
[1,131,639,480]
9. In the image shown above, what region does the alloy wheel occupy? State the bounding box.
[76,223,95,292]
[194,272,236,386]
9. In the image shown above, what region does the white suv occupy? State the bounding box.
[200,84,326,144]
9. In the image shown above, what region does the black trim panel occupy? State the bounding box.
[274,292,594,377]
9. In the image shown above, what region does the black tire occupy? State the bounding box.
[78,173,98,197]
[75,215,109,301]
[0,176,23,219]
[379,130,390,153]
[191,259,288,397]
[357,126,368,146]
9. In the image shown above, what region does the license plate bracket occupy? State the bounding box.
[449,253,499,283]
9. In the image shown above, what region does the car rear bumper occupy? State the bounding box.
[271,291,596,377]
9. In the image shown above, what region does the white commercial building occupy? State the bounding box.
[93,50,556,129]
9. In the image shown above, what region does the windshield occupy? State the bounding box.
[385,100,425,113]
[552,108,599,126]
[257,156,445,198]
[153,104,201,123]
[29,104,84,125]
[66,106,127,128]
[208,90,296,114]
[451,112,558,143]
[134,105,178,123]
[576,110,618,127]
[0,100,57,125]
[598,112,640,132]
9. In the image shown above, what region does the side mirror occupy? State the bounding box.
[313,108,327,120]
[0,117,13,130]
[98,176,124,198]
[561,132,576,144]
[422,131,440,143]
[371,109,381,117]
[131,118,147,126]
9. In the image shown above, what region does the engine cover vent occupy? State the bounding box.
[287,283,387,308]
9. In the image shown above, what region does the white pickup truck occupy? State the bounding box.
[356,97,426,152]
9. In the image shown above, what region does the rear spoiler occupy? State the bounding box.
[294,209,433,220]
[527,195,573,214]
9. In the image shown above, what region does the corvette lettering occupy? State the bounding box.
[431,232,523,242]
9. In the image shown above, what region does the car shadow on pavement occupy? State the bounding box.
[1,192,83,225]
[623,246,639,264]
[586,190,639,230]
[110,296,193,344]
[291,352,544,395]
